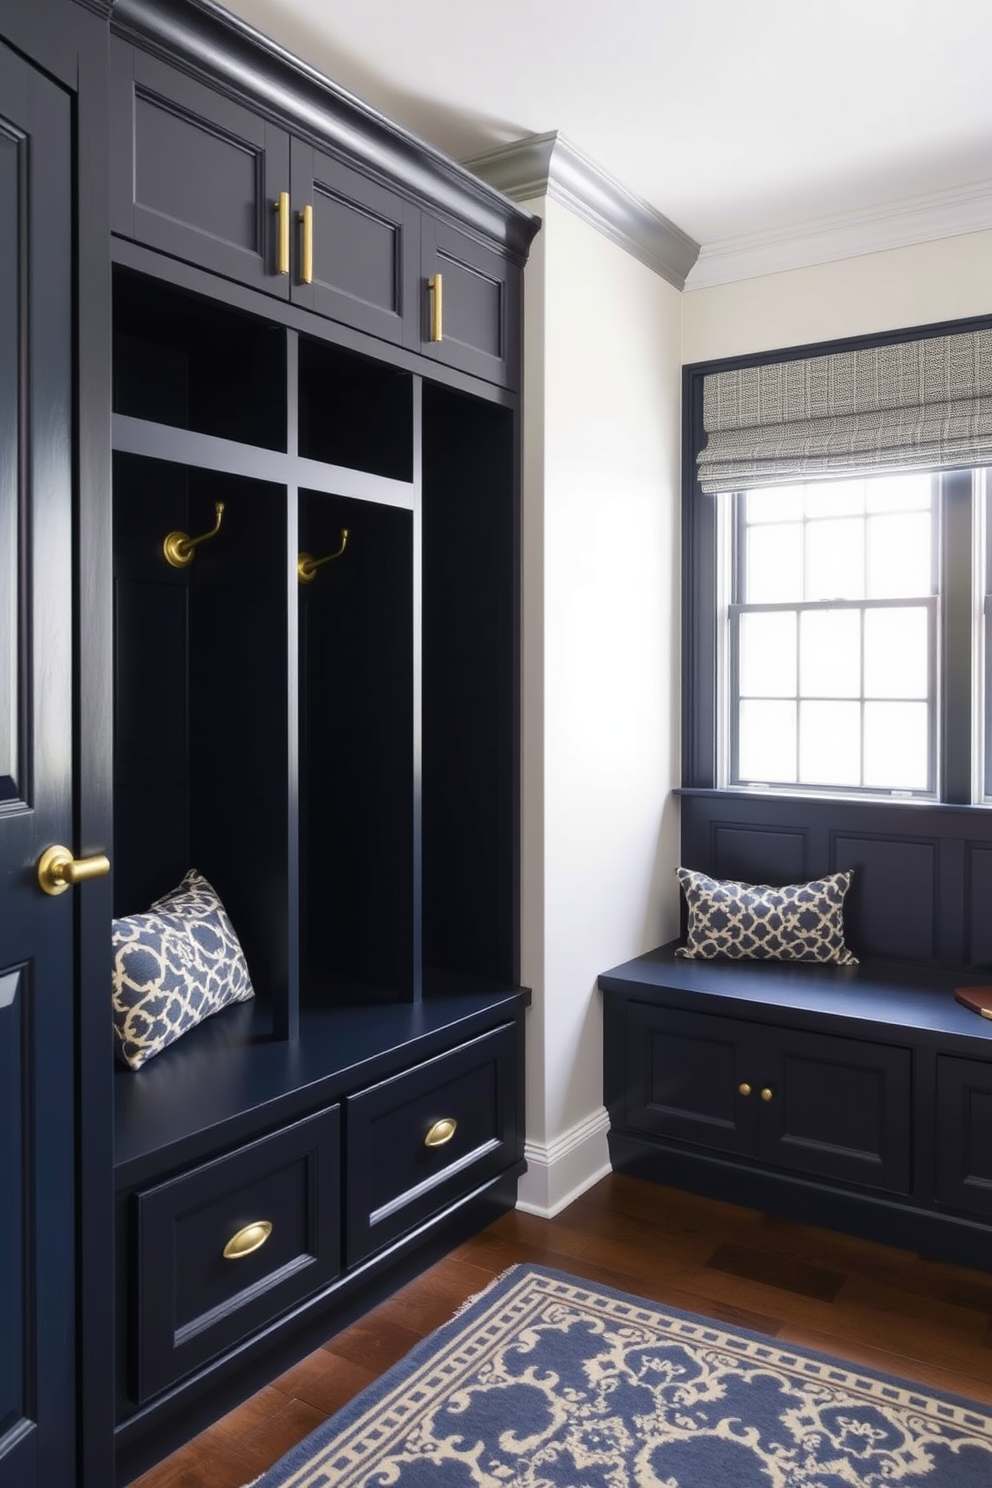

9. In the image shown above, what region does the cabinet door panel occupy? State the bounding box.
[111,40,290,294]
[934,1055,992,1218]
[292,141,419,346]
[624,1004,758,1155]
[758,1028,911,1194]
[423,220,519,387]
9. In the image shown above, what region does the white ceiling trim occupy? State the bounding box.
[686,177,992,290]
[464,131,699,292]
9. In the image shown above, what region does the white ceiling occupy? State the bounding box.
[222,0,992,250]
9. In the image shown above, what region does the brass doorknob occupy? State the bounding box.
[760,1087,774,1102]
[738,1082,752,1097]
[37,844,110,896]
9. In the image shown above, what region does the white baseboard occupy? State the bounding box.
[515,1106,612,1218]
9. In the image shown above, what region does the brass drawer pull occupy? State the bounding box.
[429,272,443,342]
[425,1117,457,1148]
[275,191,290,275]
[223,1220,273,1259]
[300,203,314,285]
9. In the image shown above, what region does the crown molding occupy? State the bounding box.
[464,131,699,291]
[686,178,992,290]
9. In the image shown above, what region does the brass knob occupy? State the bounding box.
[760,1087,774,1102]
[738,1082,752,1097]
[37,844,111,896]
[425,1117,457,1148]
[223,1221,272,1260]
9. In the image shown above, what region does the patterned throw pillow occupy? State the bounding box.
[676,867,858,964]
[112,870,255,1070]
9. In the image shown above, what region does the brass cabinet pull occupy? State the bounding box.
[163,501,225,569]
[275,191,290,275]
[429,272,443,342]
[760,1087,774,1102]
[38,845,110,896]
[424,1117,457,1148]
[223,1220,273,1260]
[738,1082,752,1097]
[300,203,314,285]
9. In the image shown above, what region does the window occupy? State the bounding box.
[682,322,992,808]
[727,473,939,795]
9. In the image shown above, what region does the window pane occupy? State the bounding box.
[799,700,861,786]
[805,518,864,600]
[745,488,804,523]
[745,524,803,602]
[799,609,860,698]
[863,701,929,789]
[804,478,865,519]
[867,512,931,598]
[738,699,797,783]
[864,473,932,512]
[739,611,796,697]
[864,608,929,698]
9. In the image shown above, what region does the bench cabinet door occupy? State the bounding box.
[111,40,291,295]
[934,1054,992,1218]
[623,1003,759,1157]
[756,1026,912,1195]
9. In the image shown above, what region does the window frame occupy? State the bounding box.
[682,316,992,807]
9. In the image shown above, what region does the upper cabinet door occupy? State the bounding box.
[422,220,520,389]
[111,40,291,294]
[0,40,77,1488]
[291,140,420,348]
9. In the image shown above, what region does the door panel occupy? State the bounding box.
[624,1003,758,1155]
[0,42,75,1488]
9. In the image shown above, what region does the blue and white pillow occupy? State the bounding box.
[112,870,254,1069]
[676,866,858,964]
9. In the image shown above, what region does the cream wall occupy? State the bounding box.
[516,197,683,1215]
[683,228,992,364]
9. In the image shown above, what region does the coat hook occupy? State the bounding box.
[298,528,348,584]
[163,502,225,568]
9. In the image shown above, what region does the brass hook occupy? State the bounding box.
[298,528,348,584]
[163,502,225,569]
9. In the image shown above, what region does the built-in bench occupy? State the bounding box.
[599,790,992,1271]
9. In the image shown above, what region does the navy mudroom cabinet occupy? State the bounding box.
[0,1,538,1484]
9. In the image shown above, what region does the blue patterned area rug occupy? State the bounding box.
[251,1264,992,1487]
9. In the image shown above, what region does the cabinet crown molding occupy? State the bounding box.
[110,0,541,261]
[464,130,699,291]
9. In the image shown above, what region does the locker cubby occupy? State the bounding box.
[112,452,291,1020]
[297,334,413,480]
[112,269,286,450]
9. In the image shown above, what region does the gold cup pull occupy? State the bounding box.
[38,844,111,897]
[223,1220,273,1260]
[425,1117,457,1149]
[275,191,290,275]
[738,1082,752,1097]
[429,272,443,342]
[760,1087,774,1102]
[300,203,314,285]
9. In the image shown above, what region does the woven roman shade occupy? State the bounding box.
[696,328,992,493]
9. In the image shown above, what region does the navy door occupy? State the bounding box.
[0,42,78,1488]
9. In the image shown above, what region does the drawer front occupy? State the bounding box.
[131,1107,340,1402]
[422,220,519,388]
[935,1054,992,1217]
[757,1027,912,1195]
[345,1023,519,1266]
[624,1003,759,1156]
[111,40,291,293]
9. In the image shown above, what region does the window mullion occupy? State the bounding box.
[940,469,975,803]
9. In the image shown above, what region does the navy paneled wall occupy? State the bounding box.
[679,791,992,974]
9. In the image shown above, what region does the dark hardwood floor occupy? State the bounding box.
[128,1173,992,1486]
